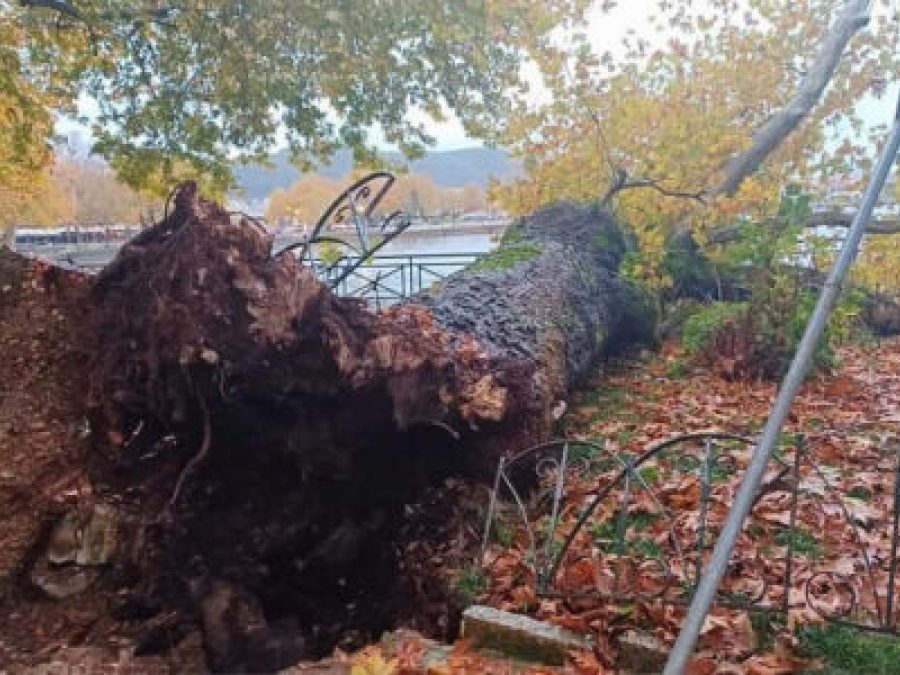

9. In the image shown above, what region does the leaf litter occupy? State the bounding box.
[470,339,900,673]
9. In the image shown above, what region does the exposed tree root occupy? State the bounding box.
[167,391,211,513]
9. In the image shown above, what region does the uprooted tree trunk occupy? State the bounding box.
[72,184,652,670]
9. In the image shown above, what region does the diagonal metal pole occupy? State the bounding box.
[664,93,900,674]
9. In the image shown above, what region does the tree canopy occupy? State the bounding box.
[492,0,898,288]
[4,0,588,203]
[4,0,898,293]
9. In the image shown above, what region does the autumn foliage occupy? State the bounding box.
[266,172,488,225]
[493,1,899,292]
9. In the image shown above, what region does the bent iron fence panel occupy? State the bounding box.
[271,171,483,307]
[274,171,413,287]
[481,433,900,633]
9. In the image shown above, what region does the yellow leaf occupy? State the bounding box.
[350,650,399,675]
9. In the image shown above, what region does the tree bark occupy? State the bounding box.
[418,200,655,439]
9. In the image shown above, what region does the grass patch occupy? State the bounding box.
[455,565,486,605]
[468,242,542,272]
[848,486,872,502]
[589,512,663,558]
[666,359,690,379]
[588,520,615,541]
[775,527,823,559]
[568,441,602,463]
[628,538,664,559]
[629,511,661,532]
[709,462,732,483]
[491,520,517,548]
[571,385,630,427]
[664,452,731,483]
[799,625,900,674]
[750,611,783,651]
[638,465,660,484]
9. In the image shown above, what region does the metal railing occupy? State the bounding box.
[14,245,481,307]
[313,252,479,309]
[481,432,900,636]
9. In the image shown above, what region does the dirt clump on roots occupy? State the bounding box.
[0,249,135,666]
[68,182,535,671]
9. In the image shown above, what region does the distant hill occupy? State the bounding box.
[232,147,519,202]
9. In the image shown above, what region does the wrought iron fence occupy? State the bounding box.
[481,432,900,633]
[272,171,483,307]
[314,252,479,309]
[274,171,413,288]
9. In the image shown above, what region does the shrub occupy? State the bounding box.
[680,289,859,380]
[681,302,749,356]
[684,186,870,381]
[681,291,854,379]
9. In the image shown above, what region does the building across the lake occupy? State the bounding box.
[12,226,140,247]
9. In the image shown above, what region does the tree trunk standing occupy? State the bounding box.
[64,185,651,669]
[599,0,874,205]
[715,0,872,196]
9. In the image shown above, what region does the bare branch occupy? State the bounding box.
[601,167,706,206]
[618,178,707,203]
[715,0,872,196]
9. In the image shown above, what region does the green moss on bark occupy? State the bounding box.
[468,242,543,272]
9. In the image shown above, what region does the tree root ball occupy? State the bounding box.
[79,184,651,669]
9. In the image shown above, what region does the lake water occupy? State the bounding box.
[273,230,497,257]
[21,229,500,277]
[382,231,496,255]
[294,230,501,306]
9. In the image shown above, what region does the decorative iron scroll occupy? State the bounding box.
[273,171,412,289]
[481,433,900,633]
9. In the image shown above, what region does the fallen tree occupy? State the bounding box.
[27,184,650,671]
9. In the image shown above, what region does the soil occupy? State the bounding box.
[0,190,491,672]
[0,250,126,666]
